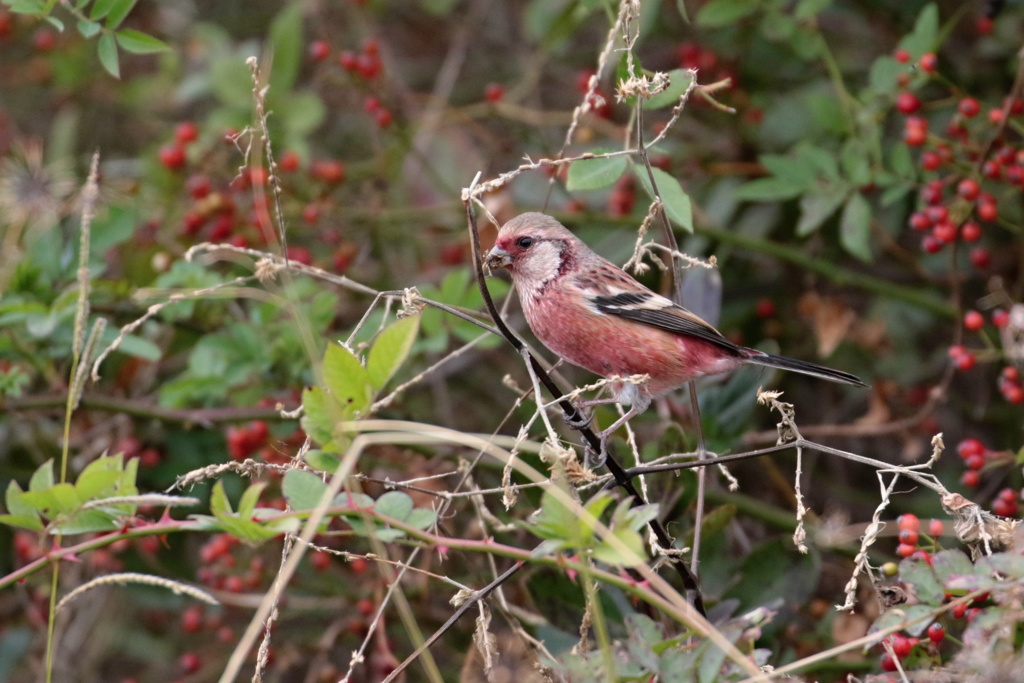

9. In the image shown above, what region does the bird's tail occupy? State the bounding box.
[744,351,868,387]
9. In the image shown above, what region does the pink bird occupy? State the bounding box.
[485,212,866,451]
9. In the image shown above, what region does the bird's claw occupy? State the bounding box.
[565,404,593,430]
[583,433,608,469]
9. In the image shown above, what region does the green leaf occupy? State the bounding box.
[210,480,232,517]
[898,3,939,59]
[375,491,413,521]
[734,177,804,202]
[868,56,903,95]
[8,0,45,14]
[643,69,694,110]
[634,166,694,232]
[267,2,303,92]
[45,15,63,31]
[0,513,46,532]
[29,460,54,492]
[2,481,43,531]
[115,29,170,54]
[104,0,138,29]
[75,470,123,501]
[839,193,872,262]
[796,189,848,236]
[592,525,645,566]
[405,507,436,530]
[282,469,327,510]
[899,554,944,605]
[367,316,419,391]
[304,449,341,472]
[89,0,119,20]
[97,32,120,78]
[322,344,373,418]
[566,152,627,192]
[237,482,266,519]
[116,334,162,361]
[696,0,759,27]
[77,19,102,38]
[300,386,337,448]
[529,486,577,543]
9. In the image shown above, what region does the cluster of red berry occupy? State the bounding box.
[309,38,395,130]
[896,50,1022,264]
[894,512,943,559]
[955,438,1021,517]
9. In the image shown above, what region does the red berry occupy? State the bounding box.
[897,543,916,558]
[925,205,948,223]
[904,124,927,147]
[279,150,300,172]
[956,351,976,371]
[356,598,374,616]
[927,622,945,643]
[989,108,1005,124]
[896,92,921,115]
[959,97,981,118]
[186,174,211,199]
[891,634,913,658]
[159,144,186,170]
[965,454,985,471]
[309,40,330,62]
[363,96,380,113]
[33,28,55,52]
[755,299,776,319]
[894,49,910,63]
[898,529,919,545]
[350,557,368,573]
[339,51,357,71]
[881,652,897,672]
[311,159,345,183]
[175,122,199,144]
[375,108,393,128]
[982,160,1002,179]
[362,39,379,56]
[439,243,465,266]
[964,310,985,331]
[932,221,956,243]
[961,470,980,488]
[976,16,994,35]
[223,575,244,592]
[929,519,944,536]
[921,235,943,253]
[921,180,944,205]
[356,53,381,79]
[909,211,932,231]
[999,487,1017,503]
[970,247,991,269]
[897,513,920,531]
[920,151,941,171]
[993,498,1016,517]
[977,201,998,222]
[958,438,985,459]
[993,309,1009,328]
[919,53,938,73]
[952,602,968,618]
[180,652,201,674]
[1002,366,1020,382]
[301,203,319,224]
[484,83,505,103]
[182,606,203,633]
[957,178,981,201]
[311,552,331,571]
[288,246,312,266]
[960,221,982,242]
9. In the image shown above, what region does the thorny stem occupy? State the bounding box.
[687,380,708,576]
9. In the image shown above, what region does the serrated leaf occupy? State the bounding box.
[634,166,693,232]
[282,469,327,510]
[301,386,335,447]
[322,344,372,418]
[375,491,413,521]
[237,483,266,519]
[55,508,120,535]
[75,470,123,501]
[97,32,120,78]
[5,480,37,519]
[566,153,628,192]
[696,0,759,27]
[367,316,419,391]
[115,29,170,54]
[530,486,578,541]
[839,192,872,262]
[871,604,936,635]
[796,190,848,236]
[209,480,232,518]
[592,526,645,566]
[899,554,944,605]
[643,69,694,110]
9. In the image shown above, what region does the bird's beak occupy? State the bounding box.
[485,246,512,271]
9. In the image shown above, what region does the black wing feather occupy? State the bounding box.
[592,292,741,353]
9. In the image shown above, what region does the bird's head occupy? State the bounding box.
[485,212,581,287]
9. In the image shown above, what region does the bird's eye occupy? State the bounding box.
[516,236,534,249]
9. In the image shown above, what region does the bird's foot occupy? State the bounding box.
[565,403,593,430]
[582,432,608,469]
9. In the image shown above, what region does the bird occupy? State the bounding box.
[485,212,866,452]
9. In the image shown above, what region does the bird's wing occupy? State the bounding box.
[575,266,741,353]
